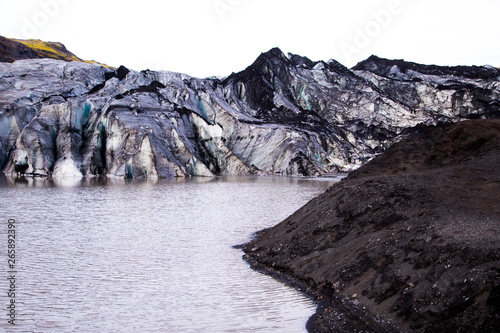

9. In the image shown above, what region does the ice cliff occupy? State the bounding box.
[0,48,499,178]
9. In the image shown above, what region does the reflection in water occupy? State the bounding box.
[0,175,341,332]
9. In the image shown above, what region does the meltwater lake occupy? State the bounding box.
[0,175,340,332]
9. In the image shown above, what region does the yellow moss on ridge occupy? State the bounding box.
[11,38,114,69]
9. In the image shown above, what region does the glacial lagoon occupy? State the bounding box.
[0,175,340,332]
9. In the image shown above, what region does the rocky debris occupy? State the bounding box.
[0,46,499,178]
[353,55,500,119]
[243,119,500,332]
[353,55,500,81]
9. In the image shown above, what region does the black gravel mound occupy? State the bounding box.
[243,119,500,332]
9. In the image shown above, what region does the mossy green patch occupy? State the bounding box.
[9,37,114,69]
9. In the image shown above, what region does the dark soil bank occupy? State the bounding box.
[243,119,500,332]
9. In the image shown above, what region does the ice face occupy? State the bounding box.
[1,53,498,178]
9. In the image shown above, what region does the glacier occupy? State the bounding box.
[0,49,498,178]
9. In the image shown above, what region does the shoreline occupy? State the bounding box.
[242,120,500,332]
[243,253,399,332]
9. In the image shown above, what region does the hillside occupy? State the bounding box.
[243,119,500,332]
[0,35,110,67]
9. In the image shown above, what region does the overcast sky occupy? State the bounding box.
[1,0,499,78]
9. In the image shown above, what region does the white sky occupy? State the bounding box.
[1,0,499,78]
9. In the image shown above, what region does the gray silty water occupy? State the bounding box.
[0,176,340,332]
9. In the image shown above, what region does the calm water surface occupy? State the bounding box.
[0,175,340,332]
